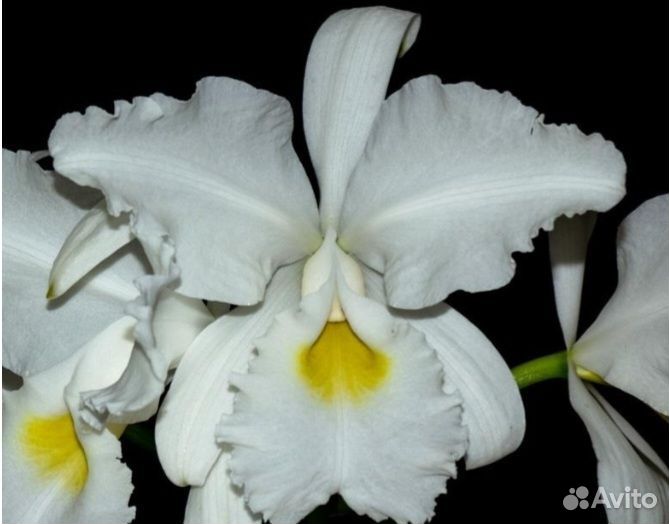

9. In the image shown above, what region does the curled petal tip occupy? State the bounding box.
[46,281,57,300]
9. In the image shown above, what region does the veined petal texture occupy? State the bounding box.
[340,76,626,309]
[303,6,420,227]
[574,195,669,415]
[49,76,320,306]
[2,149,146,376]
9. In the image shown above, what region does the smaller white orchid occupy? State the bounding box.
[2,150,212,524]
[544,195,668,524]
[46,6,627,523]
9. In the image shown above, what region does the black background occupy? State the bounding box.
[4,2,668,523]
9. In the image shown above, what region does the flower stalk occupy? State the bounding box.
[512,350,568,389]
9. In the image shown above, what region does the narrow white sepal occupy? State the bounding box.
[568,365,669,524]
[48,201,134,300]
[303,7,421,227]
[549,213,596,348]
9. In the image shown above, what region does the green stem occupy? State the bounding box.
[512,350,568,389]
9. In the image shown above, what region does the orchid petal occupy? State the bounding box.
[592,387,669,480]
[65,317,136,396]
[549,213,596,348]
[1,149,204,431]
[156,263,302,487]
[569,366,669,524]
[339,76,626,309]
[303,6,420,227]
[363,267,524,468]
[151,290,213,369]
[184,452,260,524]
[79,348,161,429]
[2,149,148,376]
[79,289,213,429]
[574,195,669,416]
[3,318,137,524]
[218,239,466,524]
[49,76,320,306]
[48,201,134,300]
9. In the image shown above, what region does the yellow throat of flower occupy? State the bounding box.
[298,321,391,403]
[21,413,88,493]
[298,230,390,402]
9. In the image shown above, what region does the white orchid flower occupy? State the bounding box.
[2,150,213,523]
[47,6,627,523]
[548,195,669,524]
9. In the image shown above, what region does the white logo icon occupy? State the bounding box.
[563,486,658,510]
[563,486,589,510]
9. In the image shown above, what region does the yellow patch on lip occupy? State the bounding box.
[21,413,88,493]
[298,321,391,403]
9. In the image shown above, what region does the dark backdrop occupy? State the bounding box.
[4,2,668,523]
